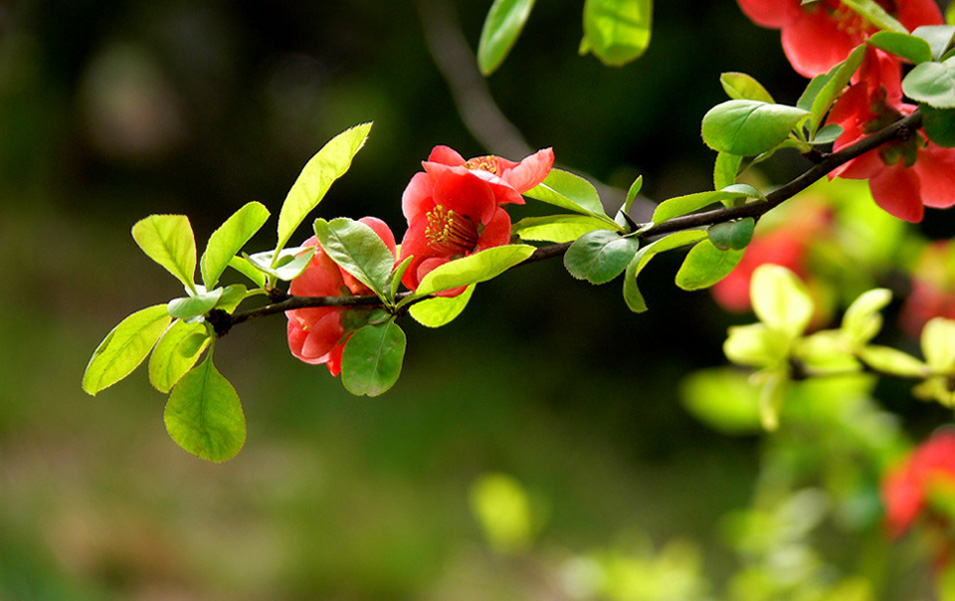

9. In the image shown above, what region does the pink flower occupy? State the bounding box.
[882,432,955,538]
[422,145,554,206]
[398,168,514,295]
[286,217,396,375]
[827,49,955,222]
[736,0,942,77]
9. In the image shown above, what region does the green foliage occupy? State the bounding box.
[408,284,475,328]
[674,240,744,290]
[902,58,955,108]
[841,0,907,34]
[525,168,618,227]
[652,184,763,224]
[798,46,865,138]
[341,321,406,396]
[579,0,652,66]
[227,256,268,288]
[245,247,316,281]
[841,288,891,348]
[713,152,742,190]
[513,215,617,243]
[164,353,246,462]
[680,368,762,435]
[623,230,707,313]
[314,217,395,300]
[83,305,172,395]
[275,122,372,256]
[916,318,955,405]
[720,72,774,103]
[469,473,537,554]
[921,104,955,147]
[200,201,270,289]
[131,215,198,295]
[701,100,809,156]
[563,230,640,285]
[404,244,536,300]
[624,174,643,214]
[166,287,223,320]
[477,0,536,76]
[867,31,933,64]
[148,320,211,393]
[913,25,955,60]
[707,217,754,251]
[751,264,814,338]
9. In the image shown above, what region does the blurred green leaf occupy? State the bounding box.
[408,284,475,328]
[513,215,617,243]
[408,244,535,300]
[674,239,744,290]
[166,287,223,320]
[720,72,774,103]
[149,320,211,393]
[314,217,394,299]
[83,304,172,395]
[701,100,809,156]
[275,122,372,256]
[751,264,813,338]
[680,368,762,435]
[841,288,891,348]
[922,317,955,372]
[724,323,790,368]
[902,58,955,108]
[623,230,707,312]
[469,473,536,553]
[164,354,246,462]
[341,322,406,396]
[758,369,787,431]
[131,215,197,294]
[477,0,536,76]
[921,104,955,147]
[564,230,639,285]
[867,31,932,63]
[858,345,926,377]
[200,201,270,289]
[580,0,652,66]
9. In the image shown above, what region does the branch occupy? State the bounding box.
[211,109,922,336]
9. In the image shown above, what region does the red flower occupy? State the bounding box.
[737,0,941,77]
[398,168,513,294]
[827,49,955,222]
[900,241,955,336]
[286,217,397,375]
[882,431,955,538]
[422,145,554,206]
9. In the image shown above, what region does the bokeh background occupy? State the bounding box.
[1,1,952,599]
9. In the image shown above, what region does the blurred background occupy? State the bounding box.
[2,1,954,599]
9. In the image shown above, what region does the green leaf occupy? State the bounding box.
[948,4,955,27]
[409,244,536,300]
[757,370,787,431]
[713,152,742,190]
[750,264,813,338]
[651,184,763,223]
[513,215,617,243]
[245,246,316,281]
[227,256,267,288]
[563,230,640,285]
[867,31,933,64]
[724,323,790,368]
[340,322,406,396]
[164,354,246,462]
[215,284,248,313]
[674,239,744,290]
[841,288,891,348]
[388,256,413,303]
[798,70,836,112]
[579,0,652,66]
[477,0,537,76]
[680,368,762,435]
[807,45,866,135]
[313,218,394,298]
[149,320,211,393]
[469,473,536,554]
[841,0,907,34]
[624,175,643,214]
[623,229,707,312]
[275,122,372,256]
[524,168,613,224]
[701,100,809,156]
[708,218,754,251]
[720,72,774,103]
[902,58,955,108]
[922,317,955,372]
[83,305,172,395]
[131,215,197,294]
[409,284,475,328]
[200,201,270,289]
[921,104,955,147]
[166,287,224,320]
[858,345,927,377]
[811,123,844,144]
[913,25,955,60]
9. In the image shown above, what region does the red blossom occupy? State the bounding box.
[736,0,941,77]
[882,431,955,538]
[286,217,396,375]
[422,145,554,206]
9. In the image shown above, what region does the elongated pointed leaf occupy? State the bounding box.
[477,0,537,76]
[409,244,536,299]
[808,45,865,135]
[652,184,763,224]
[341,322,406,397]
[720,72,774,103]
[275,122,372,255]
[313,218,394,298]
[623,230,707,312]
[512,215,616,243]
[164,355,246,462]
[409,284,476,328]
[713,152,742,190]
[524,168,614,224]
[580,0,652,66]
[227,256,267,288]
[922,317,955,372]
[624,175,643,213]
[131,215,197,293]
[674,239,744,290]
[701,100,809,156]
[149,320,211,393]
[564,230,639,284]
[200,202,270,289]
[83,305,172,395]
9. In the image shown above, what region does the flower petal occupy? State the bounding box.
[474,207,512,252]
[736,0,799,28]
[433,170,497,225]
[402,172,436,223]
[913,144,955,209]
[781,10,860,77]
[427,145,466,167]
[500,147,555,193]
[869,165,924,222]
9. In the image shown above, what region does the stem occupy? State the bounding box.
[210,109,923,337]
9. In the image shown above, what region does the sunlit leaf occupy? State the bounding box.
[563,230,640,284]
[680,368,762,435]
[750,264,813,338]
[131,215,197,294]
[720,72,774,103]
[841,288,891,348]
[313,218,394,298]
[624,174,643,213]
[246,246,316,281]
[227,256,267,288]
[200,201,270,289]
[83,305,172,395]
[409,244,535,299]
[914,25,955,60]
[469,473,535,553]
[841,0,907,34]
[409,284,475,328]
[652,184,762,224]
[341,321,406,397]
[524,168,613,224]
[623,230,707,312]
[477,0,537,76]
[674,239,744,290]
[724,323,789,368]
[807,45,865,135]
[149,320,211,393]
[512,215,617,243]
[859,345,927,377]
[701,100,809,156]
[166,287,223,320]
[922,317,955,372]
[580,0,652,66]
[713,152,742,190]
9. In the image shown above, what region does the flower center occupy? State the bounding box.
[817,0,894,37]
[425,204,479,255]
[463,155,501,175]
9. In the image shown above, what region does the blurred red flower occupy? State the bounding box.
[286,217,397,375]
[882,431,955,539]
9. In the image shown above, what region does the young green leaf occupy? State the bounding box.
[867,31,933,64]
[524,168,613,223]
[408,284,476,328]
[512,215,617,243]
[149,320,211,393]
[913,25,955,60]
[313,218,395,298]
[477,0,537,76]
[215,284,248,313]
[902,58,955,108]
[922,317,955,372]
[624,175,643,214]
[623,229,707,312]
[757,370,787,431]
[246,247,316,281]
[563,230,639,285]
[750,264,813,338]
[841,288,891,348]
[707,217,754,251]
[680,368,762,435]
[701,100,809,156]
[652,184,762,224]
[388,256,414,304]
[166,287,224,320]
[164,354,246,462]
[720,72,774,103]
[131,215,197,294]
[858,345,927,377]
[713,152,742,190]
[83,305,172,395]
[275,122,372,256]
[580,0,652,66]
[724,323,789,368]
[200,201,270,289]
[227,256,268,288]
[408,244,536,300]
[841,0,907,34]
[341,321,407,396]
[807,45,865,136]
[674,239,744,290]
[921,104,955,147]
